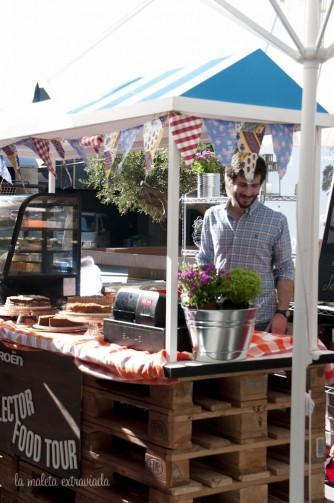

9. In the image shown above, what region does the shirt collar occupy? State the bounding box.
[226,197,260,216]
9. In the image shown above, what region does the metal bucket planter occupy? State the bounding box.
[183,306,258,362]
[197,173,221,198]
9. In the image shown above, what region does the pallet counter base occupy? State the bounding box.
[0,361,328,502]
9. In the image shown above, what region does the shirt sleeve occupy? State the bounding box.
[196,210,214,264]
[273,214,295,281]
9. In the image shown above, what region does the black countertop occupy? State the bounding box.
[163,350,334,379]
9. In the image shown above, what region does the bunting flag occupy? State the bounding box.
[2,144,20,172]
[231,123,266,182]
[51,139,65,159]
[116,126,142,175]
[271,124,294,179]
[143,118,163,169]
[32,138,56,176]
[103,132,120,174]
[169,112,202,166]
[0,156,12,184]
[80,135,104,154]
[238,122,266,155]
[204,119,240,166]
[20,138,38,155]
[68,139,89,163]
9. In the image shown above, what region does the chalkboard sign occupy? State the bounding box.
[0,342,82,478]
[319,185,334,301]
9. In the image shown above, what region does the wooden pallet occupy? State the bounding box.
[16,461,76,503]
[0,451,18,492]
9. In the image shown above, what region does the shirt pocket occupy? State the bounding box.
[252,230,273,264]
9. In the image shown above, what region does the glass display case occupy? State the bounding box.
[0,193,81,302]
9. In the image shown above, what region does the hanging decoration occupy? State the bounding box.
[270,123,294,178]
[0,156,12,184]
[32,138,56,176]
[116,126,142,175]
[51,139,65,159]
[80,135,104,154]
[231,123,266,182]
[170,112,202,166]
[68,139,89,163]
[103,132,120,174]
[2,145,20,172]
[204,119,240,166]
[143,118,163,169]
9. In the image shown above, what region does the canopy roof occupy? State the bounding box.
[0,48,332,153]
[70,49,327,115]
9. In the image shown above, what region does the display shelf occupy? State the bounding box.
[0,192,81,301]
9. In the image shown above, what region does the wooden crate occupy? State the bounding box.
[83,385,193,449]
[0,451,18,492]
[79,364,327,502]
[0,488,17,503]
[269,467,324,502]
[16,461,76,503]
[215,373,268,405]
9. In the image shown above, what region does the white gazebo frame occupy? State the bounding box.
[0,2,333,500]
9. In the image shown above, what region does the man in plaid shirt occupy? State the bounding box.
[197,155,294,335]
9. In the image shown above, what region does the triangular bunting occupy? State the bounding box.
[103,132,120,175]
[51,139,65,159]
[116,126,142,175]
[231,123,266,182]
[204,119,240,166]
[2,144,20,172]
[80,135,104,154]
[32,138,56,176]
[143,119,163,170]
[169,113,202,166]
[271,124,294,179]
[68,139,89,163]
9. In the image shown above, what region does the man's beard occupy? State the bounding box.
[235,194,257,208]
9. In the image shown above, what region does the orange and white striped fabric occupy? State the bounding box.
[0,320,333,383]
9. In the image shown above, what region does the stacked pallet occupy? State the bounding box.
[0,451,18,503]
[78,365,326,503]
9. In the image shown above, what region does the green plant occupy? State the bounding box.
[83,150,195,222]
[192,150,224,174]
[178,263,262,309]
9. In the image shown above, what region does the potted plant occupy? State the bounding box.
[191,150,225,198]
[84,149,195,223]
[178,262,262,362]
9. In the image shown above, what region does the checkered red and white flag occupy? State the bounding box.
[32,138,55,176]
[80,135,104,154]
[51,139,65,159]
[169,112,202,166]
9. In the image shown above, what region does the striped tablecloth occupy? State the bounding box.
[0,319,333,383]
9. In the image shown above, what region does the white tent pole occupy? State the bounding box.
[165,125,179,362]
[315,0,334,53]
[268,0,305,56]
[48,171,56,193]
[290,1,320,501]
[207,0,301,61]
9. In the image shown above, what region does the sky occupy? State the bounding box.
[0,0,333,112]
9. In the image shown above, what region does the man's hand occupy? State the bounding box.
[267,312,288,335]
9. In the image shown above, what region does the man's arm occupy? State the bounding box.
[269,278,294,335]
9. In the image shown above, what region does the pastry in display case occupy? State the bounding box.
[0,193,81,304]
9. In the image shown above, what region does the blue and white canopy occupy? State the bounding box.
[69,48,327,116]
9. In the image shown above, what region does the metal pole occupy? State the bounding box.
[165,126,180,362]
[290,1,320,501]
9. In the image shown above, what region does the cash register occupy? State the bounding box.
[103,287,191,352]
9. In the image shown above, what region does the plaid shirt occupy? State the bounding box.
[196,198,294,323]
